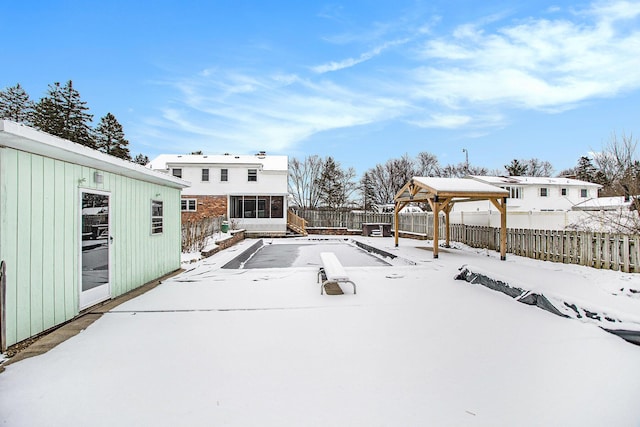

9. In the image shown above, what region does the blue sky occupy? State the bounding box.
[2,0,639,176]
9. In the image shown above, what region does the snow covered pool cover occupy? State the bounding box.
[223,239,391,269]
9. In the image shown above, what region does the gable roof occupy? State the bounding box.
[395,177,508,202]
[0,120,189,189]
[148,153,288,172]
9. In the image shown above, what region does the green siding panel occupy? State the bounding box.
[30,155,44,336]
[42,157,56,330]
[53,160,66,325]
[16,152,32,342]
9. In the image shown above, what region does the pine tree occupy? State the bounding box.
[317,157,344,209]
[0,83,34,123]
[33,80,94,148]
[505,159,528,176]
[133,153,150,166]
[94,112,131,160]
[575,156,596,182]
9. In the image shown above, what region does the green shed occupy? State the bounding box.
[0,120,189,350]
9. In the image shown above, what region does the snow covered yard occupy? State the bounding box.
[1,237,640,426]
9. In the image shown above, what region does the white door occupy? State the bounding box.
[80,190,111,309]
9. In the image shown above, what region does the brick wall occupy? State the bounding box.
[201,230,246,258]
[182,195,227,221]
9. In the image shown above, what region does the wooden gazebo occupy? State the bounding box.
[393,177,510,260]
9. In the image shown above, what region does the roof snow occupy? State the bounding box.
[470,175,602,188]
[148,153,288,172]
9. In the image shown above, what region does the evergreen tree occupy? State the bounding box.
[133,153,150,166]
[94,112,131,160]
[33,80,94,148]
[0,83,33,123]
[574,156,597,182]
[317,157,344,208]
[505,159,528,176]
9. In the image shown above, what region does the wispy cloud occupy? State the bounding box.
[145,71,408,153]
[412,1,640,111]
[311,38,409,73]
[137,1,640,155]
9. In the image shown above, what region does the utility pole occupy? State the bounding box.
[462,148,469,174]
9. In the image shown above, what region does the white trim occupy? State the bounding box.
[78,188,112,310]
[151,199,164,235]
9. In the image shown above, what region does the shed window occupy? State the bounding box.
[151,200,163,234]
[181,199,197,212]
[172,168,182,178]
[540,188,548,197]
[248,169,257,182]
[221,169,228,182]
[202,169,209,182]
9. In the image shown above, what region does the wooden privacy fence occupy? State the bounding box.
[451,224,640,273]
[296,209,395,230]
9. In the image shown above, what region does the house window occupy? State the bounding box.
[151,200,163,234]
[172,168,182,178]
[181,199,197,212]
[561,188,567,196]
[248,169,257,182]
[202,169,209,182]
[504,186,523,199]
[540,188,548,197]
[581,188,588,198]
[221,169,228,182]
[230,196,284,219]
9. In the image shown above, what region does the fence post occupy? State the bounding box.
[623,235,630,273]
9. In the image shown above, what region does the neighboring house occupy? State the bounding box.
[147,152,289,235]
[572,195,635,211]
[0,120,188,351]
[457,176,602,212]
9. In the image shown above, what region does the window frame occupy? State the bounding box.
[221,168,228,182]
[201,168,209,182]
[561,188,567,196]
[151,200,164,235]
[172,168,182,178]
[581,188,588,198]
[539,187,548,197]
[504,186,523,199]
[230,195,284,219]
[181,198,197,212]
[248,169,258,182]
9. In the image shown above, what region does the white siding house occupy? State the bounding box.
[148,153,288,235]
[456,176,602,212]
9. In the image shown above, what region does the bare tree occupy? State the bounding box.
[362,155,416,207]
[525,158,554,177]
[288,155,324,208]
[593,132,638,195]
[415,151,440,177]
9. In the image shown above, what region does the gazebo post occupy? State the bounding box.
[444,203,451,248]
[394,202,400,247]
[431,197,440,258]
[490,197,508,261]
[500,197,507,260]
